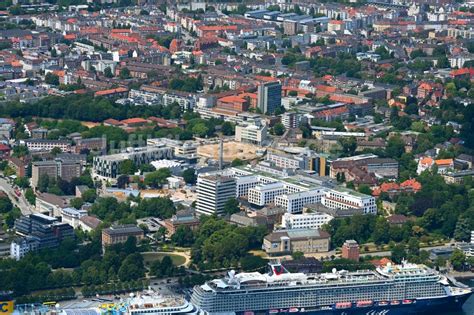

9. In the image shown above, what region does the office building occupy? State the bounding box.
[61,207,88,228]
[321,187,377,214]
[263,229,330,255]
[31,159,82,188]
[274,189,326,214]
[208,167,375,215]
[282,112,298,129]
[196,174,236,216]
[75,137,107,154]
[162,209,200,235]
[281,211,334,230]
[266,150,329,176]
[102,224,144,247]
[93,145,174,179]
[248,182,287,206]
[330,155,399,183]
[15,213,58,235]
[235,124,268,146]
[13,213,74,253]
[24,139,71,152]
[35,193,73,217]
[257,81,281,114]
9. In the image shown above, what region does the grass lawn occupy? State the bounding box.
[142,252,186,266]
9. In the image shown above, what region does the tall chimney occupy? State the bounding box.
[219,137,224,170]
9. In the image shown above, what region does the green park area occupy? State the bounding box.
[142,252,187,267]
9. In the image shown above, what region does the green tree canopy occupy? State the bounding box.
[144,168,171,188]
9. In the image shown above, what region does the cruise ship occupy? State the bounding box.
[54,292,198,315]
[191,261,472,315]
[126,293,198,315]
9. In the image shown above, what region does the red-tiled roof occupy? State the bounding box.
[104,118,122,126]
[121,117,148,125]
[435,158,453,166]
[94,87,128,97]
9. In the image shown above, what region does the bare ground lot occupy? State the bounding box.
[197,141,259,162]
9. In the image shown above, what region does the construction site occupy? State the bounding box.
[196,140,262,162]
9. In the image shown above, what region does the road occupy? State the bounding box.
[0,177,33,215]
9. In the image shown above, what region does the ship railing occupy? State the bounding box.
[211,278,394,291]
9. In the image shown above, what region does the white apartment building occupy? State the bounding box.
[274,189,326,213]
[196,174,236,216]
[281,212,334,230]
[207,166,376,215]
[322,188,377,214]
[248,182,287,206]
[24,139,71,152]
[10,236,39,260]
[235,124,268,146]
[61,207,88,229]
[281,112,298,129]
[162,92,196,111]
[236,175,261,197]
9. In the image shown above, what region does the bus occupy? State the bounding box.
[0,291,14,314]
[42,301,57,307]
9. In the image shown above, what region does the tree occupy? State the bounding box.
[338,137,357,156]
[394,115,412,130]
[391,244,407,264]
[192,123,209,138]
[50,147,62,156]
[82,189,97,203]
[139,163,155,173]
[454,216,471,242]
[171,225,194,247]
[25,188,36,205]
[450,249,466,271]
[4,207,20,228]
[150,256,177,278]
[407,238,420,259]
[119,67,131,79]
[372,217,390,245]
[358,185,372,195]
[411,121,425,133]
[155,226,168,242]
[134,197,176,219]
[116,175,129,189]
[223,198,240,216]
[118,253,145,281]
[272,123,286,136]
[70,198,84,209]
[292,251,304,260]
[182,168,197,185]
[38,174,50,193]
[231,158,245,167]
[104,67,113,78]
[45,73,60,85]
[144,168,171,188]
[386,135,405,159]
[14,176,30,188]
[410,49,427,59]
[221,121,235,136]
[119,160,136,175]
[0,196,13,214]
[240,255,267,271]
[404,103,418,115]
